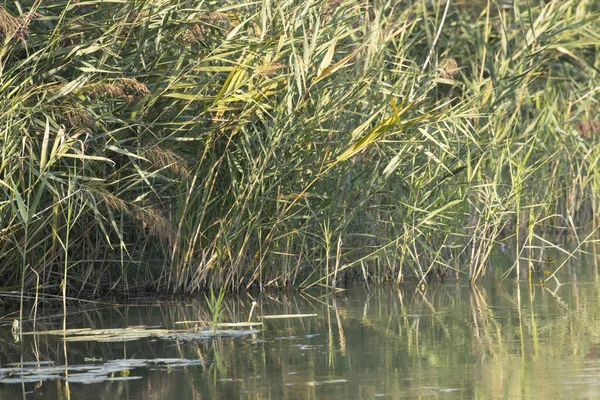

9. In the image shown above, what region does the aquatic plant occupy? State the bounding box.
[0,0,599,299]
[205,288,226,330]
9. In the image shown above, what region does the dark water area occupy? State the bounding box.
[2,261,600,399]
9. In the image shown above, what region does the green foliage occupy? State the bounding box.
[205,288,226,330]
[0,0,599,295]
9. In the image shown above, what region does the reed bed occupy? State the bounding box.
[0,0,599,297]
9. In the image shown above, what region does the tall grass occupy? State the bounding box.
[1,0,599,296]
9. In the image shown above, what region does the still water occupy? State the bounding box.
[2,271,600,399]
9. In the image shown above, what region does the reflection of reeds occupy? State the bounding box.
[469,286,504,358]
[333,297,346,356]
[4,281,600,398]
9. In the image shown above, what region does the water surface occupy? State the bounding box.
[2,270,600,399]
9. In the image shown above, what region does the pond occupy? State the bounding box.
[2,264,600,399]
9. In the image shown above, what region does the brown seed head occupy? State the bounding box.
[439,57,459,79]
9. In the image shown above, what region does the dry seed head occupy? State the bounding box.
[81,78,149,101]
[255,61,285,78]
[439,57,459,79]
[576,120,600,139]
[83,82,127,100]
[0,6,40,42]
[188,13,229,38]
[119,78,150,97]
[130,206,176,246]
[204,12,228,24]
[64,107,94,127]
[91,187,129,214]
[183,23,205,43]
[321,0,344,22]
[145,147,191,179]
[90,188,175,246]
[0,8,20,37]
[126,11,147,25]
[182,12,229,43]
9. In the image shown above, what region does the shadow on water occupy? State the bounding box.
[2,258,600,399]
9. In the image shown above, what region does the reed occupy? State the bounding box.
[0,0,599,297]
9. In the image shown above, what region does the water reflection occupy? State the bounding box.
[2,275,600,399]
